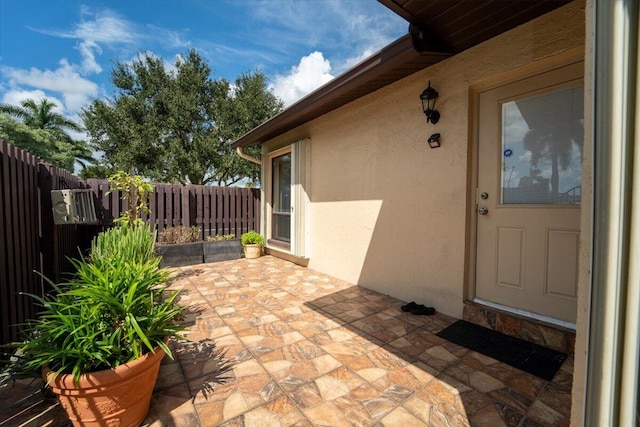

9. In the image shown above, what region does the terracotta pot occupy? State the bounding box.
[42,345,166,427]
[243,244,262,259]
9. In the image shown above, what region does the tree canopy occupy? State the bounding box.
[81,49,283,186]
[0,99,93,171]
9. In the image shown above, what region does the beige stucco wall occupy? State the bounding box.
[262,1,586,319]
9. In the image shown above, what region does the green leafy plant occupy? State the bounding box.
[107,171,154,227]
[91,222,157,264]
[1,225,184,385]
[240,230,264,246]
[206,234,236,242]
[159,226,201,244]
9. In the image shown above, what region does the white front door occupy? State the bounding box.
[475,62,584,325]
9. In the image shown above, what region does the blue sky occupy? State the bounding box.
[0,0,406,129]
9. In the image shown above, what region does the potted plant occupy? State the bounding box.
[240,230,264,259]
[203,234,241,263]
[1,223,184,426]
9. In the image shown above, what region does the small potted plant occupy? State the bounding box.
[241,230,264,259]
[0,223,184,426]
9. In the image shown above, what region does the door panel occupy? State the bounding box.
[545,229,579,298]
[475,62,583,324]
[496,227,525,288]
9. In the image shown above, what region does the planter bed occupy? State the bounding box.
[204,239,242,263]
[156,241,204,267]
[156,239,243,267]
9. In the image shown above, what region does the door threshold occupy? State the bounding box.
[465,300,576,355]
[473,298,576,330]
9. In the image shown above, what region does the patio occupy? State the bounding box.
[1,256,572,426]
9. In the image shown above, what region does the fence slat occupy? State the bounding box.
[203,187,211,238]
[181,185,190,227]
[8,144,23,336]
[0,141,11,344]
[15,147,29,327]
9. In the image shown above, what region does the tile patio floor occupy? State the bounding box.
[1,256,573,427]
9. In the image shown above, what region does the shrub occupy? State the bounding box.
[206,234,236,242]
[107,171,154,227]
[240,230,264,246]
[159,226,201,244]
[91,223,157,265]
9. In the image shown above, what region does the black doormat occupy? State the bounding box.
[436,320,567,381]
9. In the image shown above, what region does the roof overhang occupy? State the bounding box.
[232,0,573,149]
[232,35,451,148]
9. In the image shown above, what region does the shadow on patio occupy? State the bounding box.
[300,287,573,426]
[0,256,572,426]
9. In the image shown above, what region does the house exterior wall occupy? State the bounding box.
[262,1,586,319]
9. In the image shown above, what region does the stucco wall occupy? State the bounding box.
[263,0,585,319]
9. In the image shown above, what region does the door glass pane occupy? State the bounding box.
[272,153,291,242]
[501,85,583,204]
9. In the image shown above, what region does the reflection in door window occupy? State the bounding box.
[271,153,291,242]
[501,85,583,204]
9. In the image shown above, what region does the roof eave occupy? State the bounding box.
[231,35,452,148]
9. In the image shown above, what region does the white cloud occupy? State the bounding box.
[3,60,99,112]
[77,40,103,74]
[251,0,404,74]
[35,7,139,45]
[147,25,191,50]
[269,52,334,106]
[28,8,142,77]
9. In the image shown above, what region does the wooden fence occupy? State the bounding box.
[1,140,41,347]
[1,141,100,345]
[1,140,260,345]
[85,180,260,240]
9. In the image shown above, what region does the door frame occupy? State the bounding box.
[466,47,586,325]
[262,139,310,259]
[264,145,294,252]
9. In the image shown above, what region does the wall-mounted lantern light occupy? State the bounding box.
[428,133,441,149]
[420,81,440,124]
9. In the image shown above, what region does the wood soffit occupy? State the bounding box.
[232,0,573,148]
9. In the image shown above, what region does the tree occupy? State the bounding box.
[522,119,583,199]
[0,99,94,171]
[1,98,81,135]
[79,164,113,180]
[219,71,285,185]
[81,50,283,186]
[0,114,77,171]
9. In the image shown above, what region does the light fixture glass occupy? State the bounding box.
[428,133,441,148]
[420,81,440,124]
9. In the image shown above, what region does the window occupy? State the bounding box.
[501,84,584,204]
[271,153,291,244]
